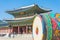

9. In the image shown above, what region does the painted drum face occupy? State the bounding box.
[33,16,45,40]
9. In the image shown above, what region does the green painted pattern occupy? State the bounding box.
[57,22,60,27]
[8,15,37,26]
[42,14,52,40]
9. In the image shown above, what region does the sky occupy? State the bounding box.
[0,0,60,20]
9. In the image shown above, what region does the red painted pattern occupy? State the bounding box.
[51,18,57,30]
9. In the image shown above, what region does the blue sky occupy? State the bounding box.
[0,0,60,20]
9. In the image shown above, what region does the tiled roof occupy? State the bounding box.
[0,20,8,27]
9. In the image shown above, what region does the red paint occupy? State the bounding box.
[51,18,57,30]
[36,27,38,35]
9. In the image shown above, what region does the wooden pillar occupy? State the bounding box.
[7,28,8,33]
[18,26,20,34]
[12,27,13,34]
[9,24,12,34]
[26,25,28,34]
[10,28,11,34]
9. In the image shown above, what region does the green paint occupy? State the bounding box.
[57,22,60,27]
[49,13,55,18]
[42,14,52,40]
[58,16,60,18]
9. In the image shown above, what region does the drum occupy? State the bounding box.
[33,14,52,40]
[33,15,46,40]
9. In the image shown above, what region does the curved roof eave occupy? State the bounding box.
[6,4,52,14]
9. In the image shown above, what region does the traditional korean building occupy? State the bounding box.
[4,4,51,34]
[0,20,9,34]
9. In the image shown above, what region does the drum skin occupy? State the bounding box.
[33,15,46,40]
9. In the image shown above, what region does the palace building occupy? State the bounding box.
[0,4,51,34]
[0,20,9,34]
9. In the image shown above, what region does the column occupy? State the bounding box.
[12,27,13,34]
[10,28,11,34]
[18,26,20,34]
[26,25,28,34]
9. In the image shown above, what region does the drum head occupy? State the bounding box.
[33,16,45,40]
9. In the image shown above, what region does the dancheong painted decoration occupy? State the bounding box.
[33,13,60,40]
[56,13,60,22]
